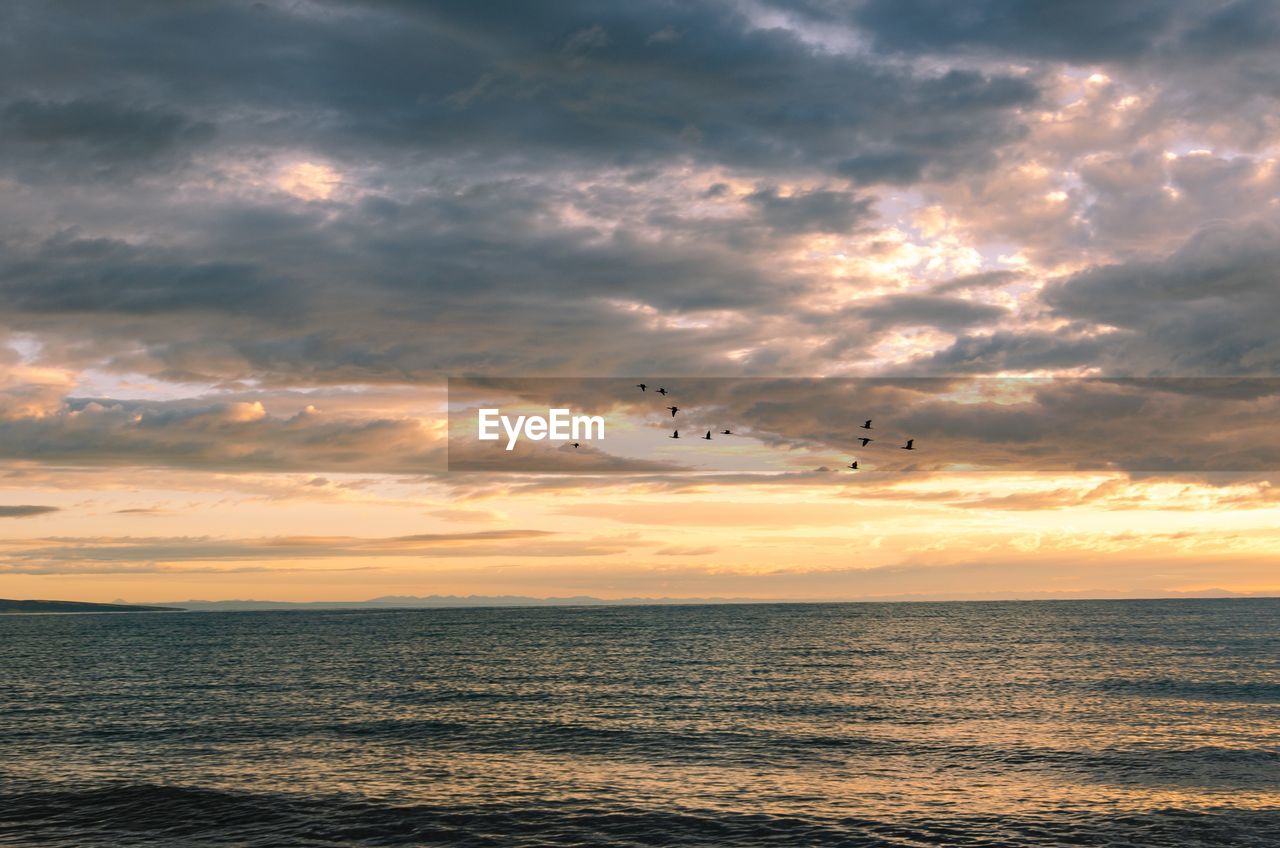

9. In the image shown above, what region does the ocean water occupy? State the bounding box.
[1,600,1277,847]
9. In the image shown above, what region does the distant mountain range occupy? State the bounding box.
[1,599,183,614]
[155,589,1274,611]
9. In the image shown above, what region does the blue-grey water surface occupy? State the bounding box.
[1,599,1277,846]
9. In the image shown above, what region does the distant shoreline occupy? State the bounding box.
[4,595,1274,616]
[0,599,184,615]
[159,594,1280,612]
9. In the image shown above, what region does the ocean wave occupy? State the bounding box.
[3,781,1278,847]
[4,602,1277,846]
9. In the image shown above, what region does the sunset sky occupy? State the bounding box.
[2,0,1279,603]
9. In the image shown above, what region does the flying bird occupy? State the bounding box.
[860,420,873,430]
[656,387,668,395]
[670,429,680,439]
[901,439,914,450]
[667,406,679,417]
[720,429,732,435]
[702,431,712,440]
[847,460,859,470]
[858,437,873,446]
[636,383,646,391]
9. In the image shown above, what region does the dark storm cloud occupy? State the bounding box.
[911,221,1280,377]
[1177,0,1280,58]
[353,186,798,311]
[846,0,1182,62]
[744,187,874,234]
[876,379,1280,474]
[0,0,1047,393]
[1,182,810,381]
[778,0,1279,71]
[796,0,1280,148]
[852,294,1006,330]
[0,98,214,181]
[1,234,289,315]
[0,0,1038,179]
[1043,223,1280,375]
[836,150,930,186]
[908,329,1107,374]
[0,0,1274,480]
[1,163,938,384]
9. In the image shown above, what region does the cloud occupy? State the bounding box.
[655,545,718,556]
[0,0,1278,605]
[744,186,875,234]
[1044,223,1280,374]
[0,98,214,181]
[0,0,1272,395]
[560,501,868,527]
[0,0,1050,389]
[1,1,1037,178]
[0,504,59,517]
[0,528,634,573]
[847,0,1184,62]
[461,375,1280,469]
[853,294,1007,330]
[0,394,443,473]
[3,371,1278,480]
[0,234,290,316]
[930,270,1025,295]
[428,507,506,523]
[907,329,1106,374]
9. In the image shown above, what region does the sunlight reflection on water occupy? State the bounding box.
[1,599,1277,846]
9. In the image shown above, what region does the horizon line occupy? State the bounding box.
[81,591,1280,607]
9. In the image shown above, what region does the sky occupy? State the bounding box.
[1,0,1279,603]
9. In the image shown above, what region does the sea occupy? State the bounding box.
[1,599,1276,846]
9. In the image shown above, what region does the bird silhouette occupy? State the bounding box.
[656,387,668,395]
[702,430,712,440]
[636,383,646,391]
[571,442,581,448]
[901,439,914,450]
[720,429,732,435]
[670,429,679,439]
[847,460,859,470]
[667,406,679,417]
[860,419,872,430]
[858,437,873,446]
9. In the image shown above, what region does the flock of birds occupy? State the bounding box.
[623,382,917,470]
